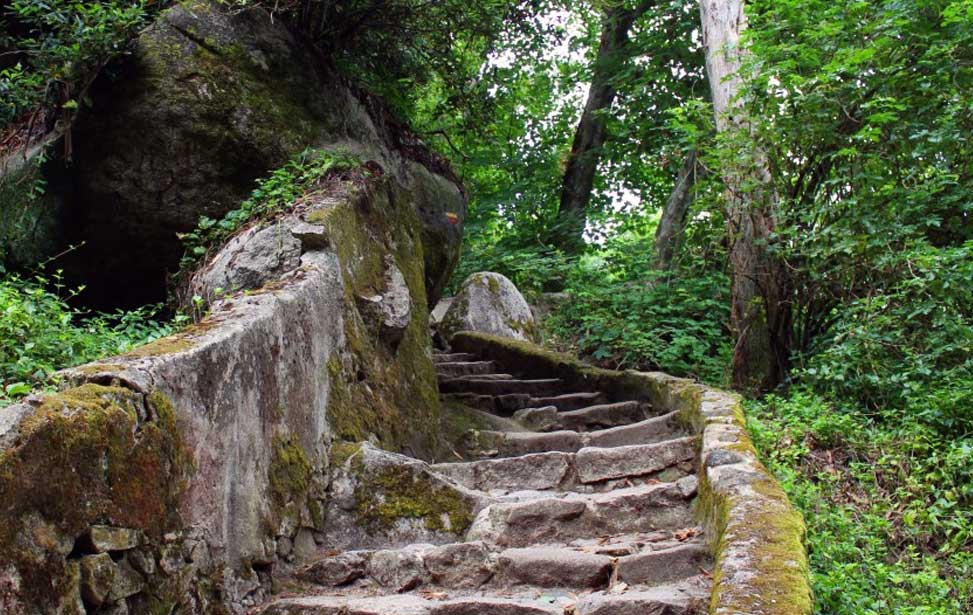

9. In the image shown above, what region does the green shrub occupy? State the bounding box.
[800,242,973,436]
[1,1,154,129]
[177,148,360,275]
[545,234,731,385]
[0,272,177,406]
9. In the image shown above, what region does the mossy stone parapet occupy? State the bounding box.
[0,385,195,614]
[450,332,814,614]
[0,165,449,611]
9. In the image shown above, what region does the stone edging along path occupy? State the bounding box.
[450,332,813,615]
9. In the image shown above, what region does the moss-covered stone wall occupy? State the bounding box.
[0,385,199,614]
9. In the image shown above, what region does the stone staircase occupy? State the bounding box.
[257,349,712,614]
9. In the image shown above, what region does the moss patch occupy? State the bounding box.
[354,464,474,534]
[0,385,190,612]
[270,436,312,505]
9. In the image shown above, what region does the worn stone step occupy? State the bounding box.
[574,437,698,484]
[510,406,561,431]
[432,437,697,491]
[298,539,708,594]
[529,392,608,411]
[557,401,649,432]
[432,451,575,491]
[585,411,686,448]
[439,377,563,397]
[435,361,498,377]
[438,372,514,383]
[617,542,711,587]
[434,353,479,364]
[469,430,584,458]
[443,393,534,414]
[574,577,710,615]
[262,594,563,615]
[467,483,694,547]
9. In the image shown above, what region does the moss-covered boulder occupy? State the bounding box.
[0,386,196,614]
[441,272,538,343]
[63,0,464,308]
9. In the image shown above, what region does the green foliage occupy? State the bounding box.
[748,391,973,614]
[800,242,973,435]
[541,234,730,384]
[0,272,178,407]
[177,148,360,274]
[0,0,155,130]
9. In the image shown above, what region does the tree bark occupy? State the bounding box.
[698,0,789,391]
[552,1,653,253]
[654,150,703,270]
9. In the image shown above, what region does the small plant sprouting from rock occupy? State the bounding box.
[177,148,362,275]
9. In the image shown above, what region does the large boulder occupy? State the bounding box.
[440,272,538,343]
[59,0,464,308]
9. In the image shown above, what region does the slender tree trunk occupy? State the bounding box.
[552,1,653,253]
[698,0,789,391]
[654,150,703,270]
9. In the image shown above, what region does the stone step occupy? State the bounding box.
[469,430,584,458]
[467,483,694,547]
[575,437,698,484]
[261,594,563,615]
[298,539,709,593]
[529,392,608,411]
[435,361,498,377]
[617,542,711,587]
[465,414,691,459]
[438,372,514,382]
[443,392,611,416]
[574,577,710,615]
[439,377,564,397]
[432,437,698,491]
[585,411,686,448]
[557,401,649,431]
[434,353,479,364]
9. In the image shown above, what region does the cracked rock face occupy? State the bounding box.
[440,273,537,343]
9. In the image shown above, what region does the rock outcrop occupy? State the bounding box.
[440,272,537,343]
[56,0,464,308]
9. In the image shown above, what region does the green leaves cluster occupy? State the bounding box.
[0,272,176,407]
[545,234,731,384]
[177,148,360,274]
[0,0,155,130]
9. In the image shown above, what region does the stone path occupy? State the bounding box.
[258,350,712,614]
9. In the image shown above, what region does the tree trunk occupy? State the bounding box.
[698,0,789,391]
[552,2,653,253]
[654,150,703,270]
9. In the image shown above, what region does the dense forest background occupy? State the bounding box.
[1,1,971,612]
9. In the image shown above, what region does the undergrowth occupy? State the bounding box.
[0,271,178,407]
[176,148,361,275]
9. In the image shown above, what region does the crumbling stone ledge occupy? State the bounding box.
[451,332,813,614]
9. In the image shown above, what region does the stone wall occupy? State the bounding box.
[451,332,814,615]
[0,166,451,613]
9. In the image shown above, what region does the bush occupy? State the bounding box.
[545,234,731,385]
[800,242,973,436]
[0,272,177,406]
[1,1,154,130]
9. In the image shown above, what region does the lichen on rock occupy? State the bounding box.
[440,272,539,343]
